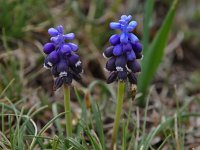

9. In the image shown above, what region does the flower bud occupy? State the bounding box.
[64,33,75,40]
[122,43,132,52]
[120,33,128,43]
[115,55,127,68]
[135,52,142,59]
[107,71,118,84]
[44,57,52,69]
[126,50,136,61]
[132,42,142,53]
[57,25,64,34]
[72,72,81,81]
[60,44,71,55]
[113,44,122,56]
[67,43,78,52]
[48,28,58,36]
[51,66,59,77]
[68,53,80,66]
[57,59,68,73]
[63,73,73,85]
[110,22,121,29]
[106,57,116,71]
[54,78,63,90]
[43,43,55,54]
[48,51,59,64]
[109,34,120,45]
[127,21,137,32]
[128,72,137,84]
[129,33,139,44]
[118,69,127,80]
[127,60,141,73]
[103,46,114,58]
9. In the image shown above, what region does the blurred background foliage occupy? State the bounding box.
[1,0,200,149]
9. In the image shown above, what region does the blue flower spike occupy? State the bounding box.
[43,25,82,90]
[104,15,142,84]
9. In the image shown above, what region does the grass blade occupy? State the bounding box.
[67,137,86,150]
[95,0,104,18]
[91,99,105,150]
[142,113,200,149]
[142,0,155,54]
[30,112,65,149]
[138,0,179,106]
[52,103,63,136]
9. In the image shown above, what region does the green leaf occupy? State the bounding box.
[91,101,105,150]
[138,0,179,106]
[66,137,86,150]
[95,0,104,18]
[79,122,102,150]
[52,103,63,136]
[142,0,155,54]
[74,88,87,120]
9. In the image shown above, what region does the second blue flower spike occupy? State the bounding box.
[104,15,142,84]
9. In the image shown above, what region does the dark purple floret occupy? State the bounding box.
[54,78,64,90]
[132,42,142,53]
[44,57,52,69]
[128,72,137,84]
[51,66,59,77]
[115,55,127,68]
[104,15,142,84]
[57,59,68,74]
[68,53,80,66]
[71,72,81,81]
[103,46,114,58]
[135,52,143,59]
[107,71,118,84]
[43,25,82,90]
[63,73,73,85]
[127,60,141,73]
[106,57,116,71]
[71,65,82,74]
[118,69,127,80]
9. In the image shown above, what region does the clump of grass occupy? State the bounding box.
[0,0,50,39]
[0,33,22,99]
[1,80,199,149]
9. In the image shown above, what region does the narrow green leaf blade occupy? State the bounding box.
[142,0,155,54]
[138,0,179,106]
[67,137,86,150]
[95,0,104,18]
[91,101,105,150]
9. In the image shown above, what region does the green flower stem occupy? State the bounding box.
[111,81,125,150]
[63,84,72,137]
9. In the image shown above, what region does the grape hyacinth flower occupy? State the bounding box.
[43,25,82,90]
[43,25,82,137]
[103,15,142,84]
[104,15,142,150]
